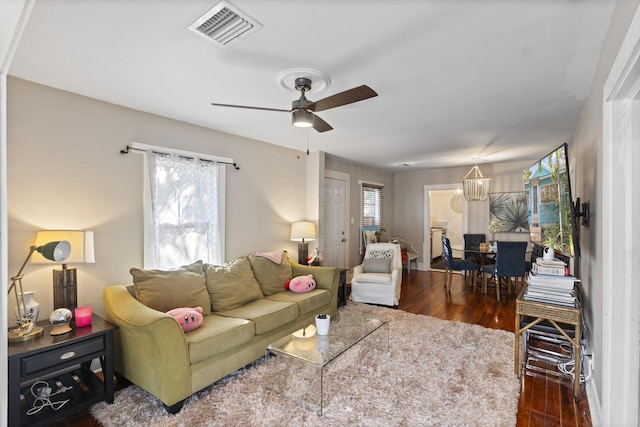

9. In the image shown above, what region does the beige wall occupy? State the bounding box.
[6,77,309,323]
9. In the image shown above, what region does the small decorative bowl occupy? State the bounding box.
[50,308,73,335]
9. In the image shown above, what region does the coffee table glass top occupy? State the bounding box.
[267,309,388,367]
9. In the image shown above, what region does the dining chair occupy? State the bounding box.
[441,237,480,292]
[481,241,528,301]
[463,234,486,262]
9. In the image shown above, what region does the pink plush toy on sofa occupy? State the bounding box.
[284,274,316,293]
[166,307,204,332]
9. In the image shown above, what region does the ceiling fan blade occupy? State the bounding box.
[210,102,290,113]
[308,85,378,112]
[312,114,333,133]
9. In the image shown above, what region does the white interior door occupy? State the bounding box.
[323,175,347,268]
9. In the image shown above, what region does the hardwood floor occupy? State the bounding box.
[53,269,591,426]
[399,269,592,427]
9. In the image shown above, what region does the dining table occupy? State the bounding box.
[451,243,532,295]
[450,244,497,266]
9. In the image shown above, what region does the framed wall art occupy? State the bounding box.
[488,191,529,235]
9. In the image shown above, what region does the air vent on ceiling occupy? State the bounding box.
[188,1,262,49]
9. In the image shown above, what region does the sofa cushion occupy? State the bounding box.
[265,289,331,315]
[216,299,299,335]
[130,260,211,315]
[248,251,293,296]
[184,314,255,365]
[204,258,264,312]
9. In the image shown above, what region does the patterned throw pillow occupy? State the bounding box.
[367,250,394,260]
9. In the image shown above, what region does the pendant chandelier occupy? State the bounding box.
[463,161,491,201]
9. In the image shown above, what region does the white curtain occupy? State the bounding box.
[147,151,223,269]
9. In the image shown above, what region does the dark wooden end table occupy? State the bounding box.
[7,314,117,427]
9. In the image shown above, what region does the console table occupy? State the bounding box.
[7,315,116,427]
[514,286,582,397]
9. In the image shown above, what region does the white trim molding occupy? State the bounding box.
[600,5,640,426]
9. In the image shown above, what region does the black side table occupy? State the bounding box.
[338,269,347,307]
[7,314,117,427]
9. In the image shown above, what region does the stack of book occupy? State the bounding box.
[524,258,579,307]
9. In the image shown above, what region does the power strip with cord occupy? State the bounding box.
[26,380,72,416]
[557,345,593,383]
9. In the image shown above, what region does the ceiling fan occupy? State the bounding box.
[210,77,378,133]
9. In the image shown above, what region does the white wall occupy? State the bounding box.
[6,77,309,323]
[570,0,640,424]
[430,189,462,246]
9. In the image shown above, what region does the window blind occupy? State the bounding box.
[361,183,384,227]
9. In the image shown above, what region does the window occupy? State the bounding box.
[361,182,384,227]
[136,143,228,269]
[540,184,558,203]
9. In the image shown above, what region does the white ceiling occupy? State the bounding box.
[9,0,616,171]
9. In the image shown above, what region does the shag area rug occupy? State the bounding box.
[91,303,520,426]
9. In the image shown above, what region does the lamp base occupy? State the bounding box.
[8,325,44,343]
[53,266,77,312]
[298,242,309,265]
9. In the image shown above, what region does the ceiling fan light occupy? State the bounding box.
[292,109,314,128]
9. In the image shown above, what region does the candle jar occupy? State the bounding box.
[75,305,92,327]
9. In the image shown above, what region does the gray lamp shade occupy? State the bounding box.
[36,240,71,262]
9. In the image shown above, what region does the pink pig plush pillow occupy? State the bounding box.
[284,274,316,293]
[166,306,204,332]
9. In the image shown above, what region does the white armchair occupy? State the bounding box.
[350,243,402,306]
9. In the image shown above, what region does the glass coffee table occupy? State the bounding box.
[266,309,389,415]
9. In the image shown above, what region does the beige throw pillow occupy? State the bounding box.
[363,258,391,273]
[248,251,293,296]
[204,257,264,312]
[130,260,211,315]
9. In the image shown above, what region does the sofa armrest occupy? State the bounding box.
[289,262,339,314]
[103,285,191,407]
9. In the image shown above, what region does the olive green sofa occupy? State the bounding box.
[103,253,339,413]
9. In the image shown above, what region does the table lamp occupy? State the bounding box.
[8,240,71,342]
[32,230,95,312]
[290,221,316,264]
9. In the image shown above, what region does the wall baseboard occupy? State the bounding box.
[586,378,602,427]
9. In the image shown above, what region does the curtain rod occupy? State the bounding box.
[120,145,240,170]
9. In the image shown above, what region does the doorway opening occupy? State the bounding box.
[424,184,467,271]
